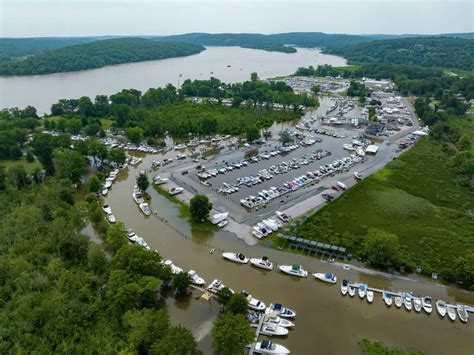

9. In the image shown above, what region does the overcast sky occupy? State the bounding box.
[1,0,472,37]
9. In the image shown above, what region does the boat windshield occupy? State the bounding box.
[261,340,271,349]
[291,264,301,270]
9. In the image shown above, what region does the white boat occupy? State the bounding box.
[313,273,337,284]
[168,187,184,195]
[262,219,280,231]
[383,292,393,307]
[279,264,308,278]
[436,300,447,317]
[447,306,457,321]
[132,191,145,204]
[107,214,116,223]
[367,290,374,304]
[395,295,403,308]
[354,172,362,180]
[348,284,356,297]
[253,341,290,354]
[217,220,228,228]
[259,322,289,337]
[104,180,112,189]
[275,211,290,222]
[343,143,355,151]
[252,230,264,239]
[139,202,151,216]
[174,144,186,150]
[188,270,205,286]
[211,212,229,225]
[265,312,294,328]
[222,252,249,264]
[250,256,273,270]
[422,296,432,314]
[457,306,469,323]
[241,290,266,311]
[102,204,112,214]
[101,188,108,196]
[270,303,296,318]
[413,297,422,312]
[341,280,348,296]
[154,176,169,185]
[358,284,367,299]
[163,260,183,274]
[403,293,413,311]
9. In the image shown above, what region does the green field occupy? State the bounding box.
[1,156,41,173]
[286,136,474,284]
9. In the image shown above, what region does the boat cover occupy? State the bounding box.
[211,212,229,224]
[261,340,271,349]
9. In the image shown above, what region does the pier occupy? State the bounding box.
[248,312,265,355]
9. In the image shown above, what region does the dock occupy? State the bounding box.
[248,312,265,355]
[190,284,214,300]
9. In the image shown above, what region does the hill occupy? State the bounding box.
[0,38,205,76]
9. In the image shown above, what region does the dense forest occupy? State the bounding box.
[326,37,474,71]
[0,38,205,75]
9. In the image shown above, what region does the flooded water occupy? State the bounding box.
[0,46,346,114]
[105,141,474,354]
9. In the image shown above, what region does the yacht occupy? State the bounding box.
[163,260,183,274]
[358,284,367,299]
[101,188,108,196]
[403,293,413,311]
[340,280,349,296]
[168,187,184,195]
[279,264,308,278]
[241,291,266,311]
[447,306,457,321]
[343,143,355,151]
[139,202,151,216]
[251,230,264,239]
[264,312,294,328]
[422,296,432,314]
[413,297,422,312]
[207,279,233,294]
[174,144,186,150]
[154,176,169,185]
[270,303,296,318]
[222,252,249,264]
[102,204,112,214]
[436,300,447,317]
[132,191,145,204]
[253,341,290,354]
[275,211,290,222]
[106,214,116,223]
[259,322,289,337]
[348,284,356,297]
[394,295,403,308]
[457,306,469,323]
[313,273,337,284]
[104,180,112,189]
[217,220,228,228]
[383,292,393,306]
[249,256,273,270]
[188,270,205,286]
[367,289,374,303]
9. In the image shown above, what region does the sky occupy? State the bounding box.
[0,0,473,37]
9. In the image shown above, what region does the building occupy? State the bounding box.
[365,121,387,136]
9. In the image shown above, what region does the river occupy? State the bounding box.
[0,46,346,114]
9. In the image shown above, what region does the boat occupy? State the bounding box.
[413,297,422,312]
[313,273,337,284]
[211,212,229,225]
[249,256,273,270]
[222,252,249,264]
[252,230,264,239]
[358,284,367,299]
[259,322,289,337]
[457,306,469,323]
[395,295,403,308]
[383,292,393,307]
[422,296,432,314]
[104,180,112,189]
[354,172,362,180]
[265,312,294,328]
[436,300,447,317]
[367,290,374,303]
[101,188,108,196]
[275,211,290,223]
[168,187,184,195]
[163,260,183,274]
[174,144,186,150]
[132,191,145,204]
[188,270,205,286]
[447,306,457,321]
[343,143,355,151]
[107,214,116,223]
[241,290,266,311]
[403,293,413,311]
[270,303,296,318]
[253,340,290,354]
[102,204,112,214]
[217,220,228,228]
[348,284,356,297]
[154,176,169,185]
[340,280,348,296]
[207,279,226,294]
[139,202,151,216]
[279,264,308,278]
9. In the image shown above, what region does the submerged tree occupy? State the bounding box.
[212,313,254,355]
[136,173,149,193]
[189,194,213,222]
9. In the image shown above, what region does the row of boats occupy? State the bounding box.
[132,185,151,216]
[173,135,232,151]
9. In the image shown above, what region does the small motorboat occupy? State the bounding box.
[102,204,112,214]
[436,300,447,317]
[206,279,234,294]
[250,256,273,270]
[132,191,145,204]
[270,303,296,318]
[395,295,403,308]
[383,292,393,307]
[457,306,469,323]
[259,322,289,337]
[241,290,266,311]
[139,202,151,216]
[217,220,228,228]
[403,293,413,311]
[367,289,374,304]
[107,214,116,223]
[163,260,183,274]
[188,270,205,286]
[168,187,184,195]
[358,284,367,299]
[313,273,337,284]
[222,252,249,264]
[413,297,422,313]
[422,296,432,314]
[154,176,169,185]
[341,280,348,296]
[265,312,294,328]
[275,211,290,223]
[279,264,308,278]
[348,285,356,297]
[447,306,457,321]
[253,340,290,354]
[211,212,229,225]
[354,172,362,180]
[101,188,108,196]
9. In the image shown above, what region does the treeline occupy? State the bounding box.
[326,37,474,71]
[0,38,205,76]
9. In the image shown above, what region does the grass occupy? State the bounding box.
[152,185,218,233]
[286,136,474,278]
[100,118,114,129]
[1,157,41,174]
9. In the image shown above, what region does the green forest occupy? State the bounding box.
[0,38,204,75]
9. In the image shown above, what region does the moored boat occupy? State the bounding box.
[358,284,367,299]
[383,292,393,306]
[367,289,374,304]
[107,214,116,223]
[270,303,296,318]
[259,322,289,337]
[394,295,403,308]
[413,297,422,312]
[447,306,457,321]
[403,293,413,311]
[275,211,290,223]
[340,280,348,296]
[217,220,228,228]
[188,270,205,286]
[241,290,266,311]
[139,202,151,216]
[422,296,432,314]
[457,306,469,323]
[253,340,290,354]
[313,273,337,284]
[348,284,356,297]
[222,252,249,264]
[265,312,295,328]
[436,300,447,317]
[207,279,234,294]
[168,187,184,195]
[279,264,308,278]
[249,256,273,270]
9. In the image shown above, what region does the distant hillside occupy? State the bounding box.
[326,37,474,71]
[0,38,205,76]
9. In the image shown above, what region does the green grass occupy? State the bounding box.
[1,157,41,174]
[100,118,114,129]
[289,137,474,278]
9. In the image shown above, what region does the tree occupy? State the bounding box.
[216,287,233,308]
[88,138,108,167]
[245,125,260,143]
[212,313,255,355]
[53,149,86,184]
[108,147,127,165]
[173,272,191,296]
[136,173,149,193]
[311,84,320,95]
[106,222,128,252]
[126,127,144,144]
[368,106,376,121]
[363,228,400,268]
[151,325,202,355]
[279,130,293,145]
[250,72,259,82]
[8,165,30,189]
[263,130,272,140]
[189,194,212,222]
[0,165,6,190]
[86,175,102,193]
[87,243,109,275]
[226,294,249,315]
